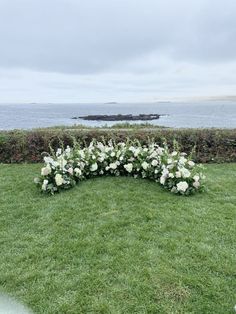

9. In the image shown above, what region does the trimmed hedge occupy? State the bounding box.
[0,128,236,163]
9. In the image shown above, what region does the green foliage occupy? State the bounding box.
[0,163,235,313]
[0,128,236,163]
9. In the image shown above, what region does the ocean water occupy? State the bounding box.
[0,101,236,130]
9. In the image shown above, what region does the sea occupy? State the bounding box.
[0,101,236,130]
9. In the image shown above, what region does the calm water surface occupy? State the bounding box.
[0,101,236,130]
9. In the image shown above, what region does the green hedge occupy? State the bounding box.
[0,128,236,163]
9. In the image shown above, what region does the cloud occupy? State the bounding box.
[0,0,236,101]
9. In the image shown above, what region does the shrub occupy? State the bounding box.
[0,128,235,163]
[34,140,205,196]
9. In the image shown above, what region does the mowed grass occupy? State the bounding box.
[0,163,235,314]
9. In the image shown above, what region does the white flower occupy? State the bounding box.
[67,167,73,175]
[162,168,169,177]
[181,168,191,178]
[98,153,106,162]
[111,152,115,157]
[41,165,51,176]
[58,157,67,169]
[188,160,195,167]
[157,147,164,155]
[150,151,158,158]
[124,163,133,173]
[134,148,140,157]
[179,156,187,165]
[169,173,174,178]
[193,181,200,189]
[56,148,62,157]
[90,163,98,172]
[160,176,166,185]
[79,151,85,159]
[42,179,48,191]
[55,174,64,186]
[151,159,158,167]
[176,181,189,192]
[44,156,54,164]
[193,175,200,181]
[74,168,82,176]
[141,161,149,170]
[109,162,117,170]
[171,151,178,156]
[175,171,182,178]
[65,146,71,155]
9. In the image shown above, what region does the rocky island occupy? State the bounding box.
[72,113,161,121]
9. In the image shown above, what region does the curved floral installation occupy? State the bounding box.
[34,140,205,195]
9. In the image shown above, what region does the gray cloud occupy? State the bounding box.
[0,0,236,101]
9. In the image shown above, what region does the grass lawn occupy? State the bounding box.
[0,163,235,314]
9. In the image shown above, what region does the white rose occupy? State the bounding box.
[169,173,174,178]
[141,161,149,170]
[80,151,85,159]
[188,161,195,167]
[56,148,62,156]
[109,163,117,170]
[67,167,73,175]
[134,148,140,157]
[160,176,166,185]
[65,146,71,156]
[175,171,182,178]
[58,157,67,169]
[157,147,164,155]
[151,159,158,167]
[181,168,191,178]
[43,156,54,164]
[179,156,187,165]
[41,165,51,176]
[176,181,189,192]
[150,151,158,158]
[124,163,133,173]
[111,152,116,157]
[193,181,200,189]
[90,163,98,172]
[162,168,169,176]
[171,151,178,156]
[74,168,82,176]
[55,174,64,186]
[42,179,48,191]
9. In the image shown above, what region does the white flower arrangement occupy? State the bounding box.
[35,140,205,195]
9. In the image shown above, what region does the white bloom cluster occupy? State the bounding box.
[35,141,205,195]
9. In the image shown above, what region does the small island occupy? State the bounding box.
[72,113,161,121]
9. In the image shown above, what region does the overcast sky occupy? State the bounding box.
[0,0,236,103]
